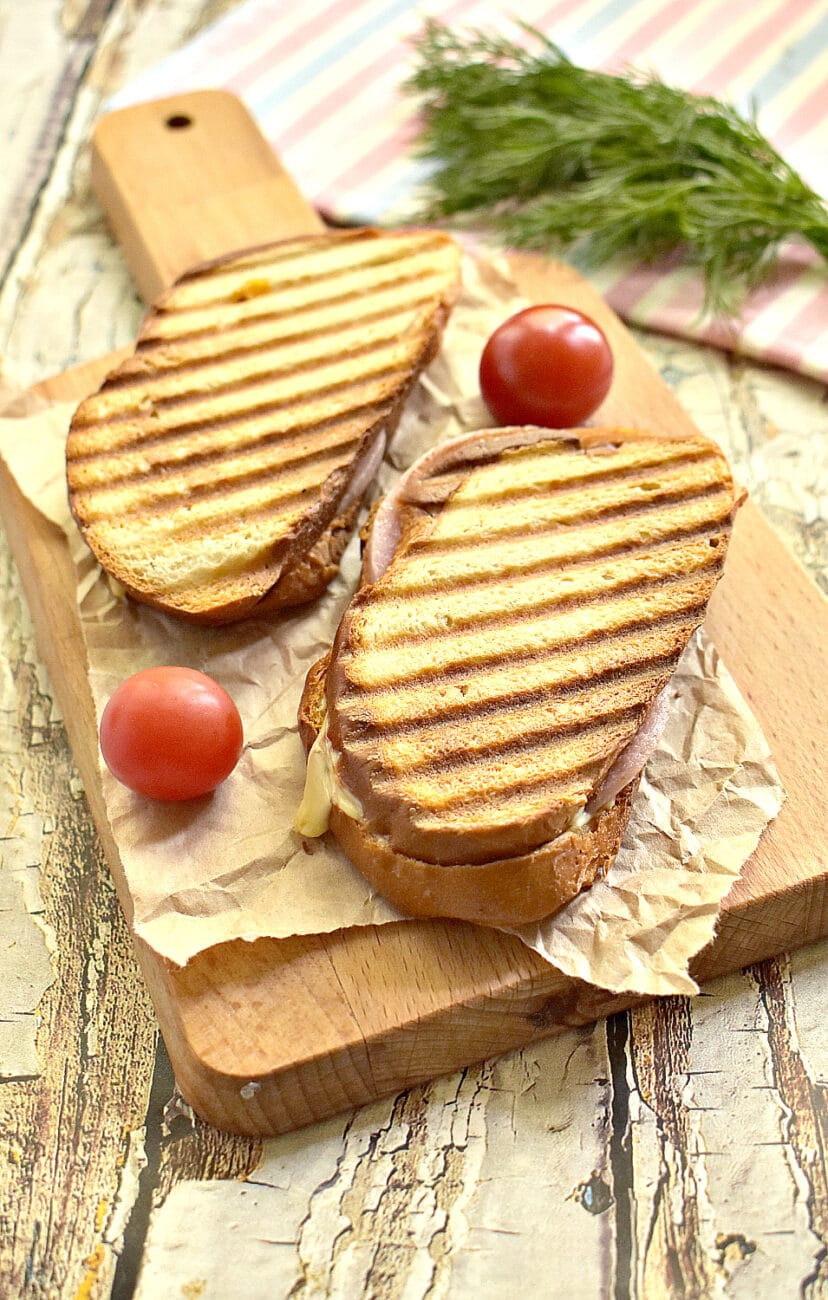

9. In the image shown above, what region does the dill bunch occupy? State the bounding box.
[406,20,828,315]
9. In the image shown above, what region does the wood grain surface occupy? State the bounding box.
[91,90,325,299]
[7,82,821,1138]
[0,2,827,1297]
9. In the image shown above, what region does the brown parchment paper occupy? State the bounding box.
[0,254,784,995]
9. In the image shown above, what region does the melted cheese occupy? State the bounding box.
[293,717,363,837]
[569,807,594,832]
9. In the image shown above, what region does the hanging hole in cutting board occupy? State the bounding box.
[165,114,193,130]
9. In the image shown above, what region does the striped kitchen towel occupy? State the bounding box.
[109,0,828,383]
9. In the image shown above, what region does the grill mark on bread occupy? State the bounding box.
[335,618,698,718]
[68,409,386,490]
[406,431,712,481]
[384,494,733,593]
[368,704,643,787]
[391,482,731,563]
[421,460,718,514]
[86,493,308,555]
[136,275,450,352]
[407,766,600,825]
[171,255,433,303]
[141,266,449,346]
[337,587,712,712]
[100,349,411,415]
[68,393,393,471]
[358,537,724,653]
[339,600,711,699]
[87,495,300,547]
[69,371,407,466]
[379,714,637,810]
[163,233,454,307]
[177,228,452,277]
[72,344,417,429]
[369,517,728,607]
[74,436,364,523]
[410,443,712,509]
[82,448,360,537]
[345,663,667,770]
[103,303,438,399]
[148,249,456,337]
[70,401,387,511]
[402,470,729,551]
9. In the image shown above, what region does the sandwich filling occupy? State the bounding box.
[294,714,363,838]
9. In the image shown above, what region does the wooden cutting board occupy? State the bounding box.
[1,91,826,1137]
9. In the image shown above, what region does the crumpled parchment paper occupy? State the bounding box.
[0,253,785,995]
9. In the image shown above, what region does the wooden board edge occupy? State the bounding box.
[0,282,824,1137]
[160,862,828,1137]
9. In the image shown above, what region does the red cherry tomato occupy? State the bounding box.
[100,667,244,801]
[480,305,614,428]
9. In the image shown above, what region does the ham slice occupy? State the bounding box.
[586,684,674,815]
[339,429,387,515]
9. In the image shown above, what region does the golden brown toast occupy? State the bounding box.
[297,426,740,924]
[66,227,461,623]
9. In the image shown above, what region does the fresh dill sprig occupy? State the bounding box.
[405,20,828,316]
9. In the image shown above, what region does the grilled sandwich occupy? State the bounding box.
[66,227,462,623]
[295,425,741,925]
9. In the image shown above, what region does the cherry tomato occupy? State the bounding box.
[479,305,614,428]
[100,667,244,801]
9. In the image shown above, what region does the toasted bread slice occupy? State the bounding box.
[66,227,461,623]
[297,426,740,924]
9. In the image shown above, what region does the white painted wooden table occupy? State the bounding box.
[1,3,826,1296]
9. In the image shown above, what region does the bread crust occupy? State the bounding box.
[102,501,363,625]
[328,779,638,926]
[298,652,330,752]
[255,504,361,614]
[298,653,638,925]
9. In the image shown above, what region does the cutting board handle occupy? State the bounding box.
[91,89,324,303]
